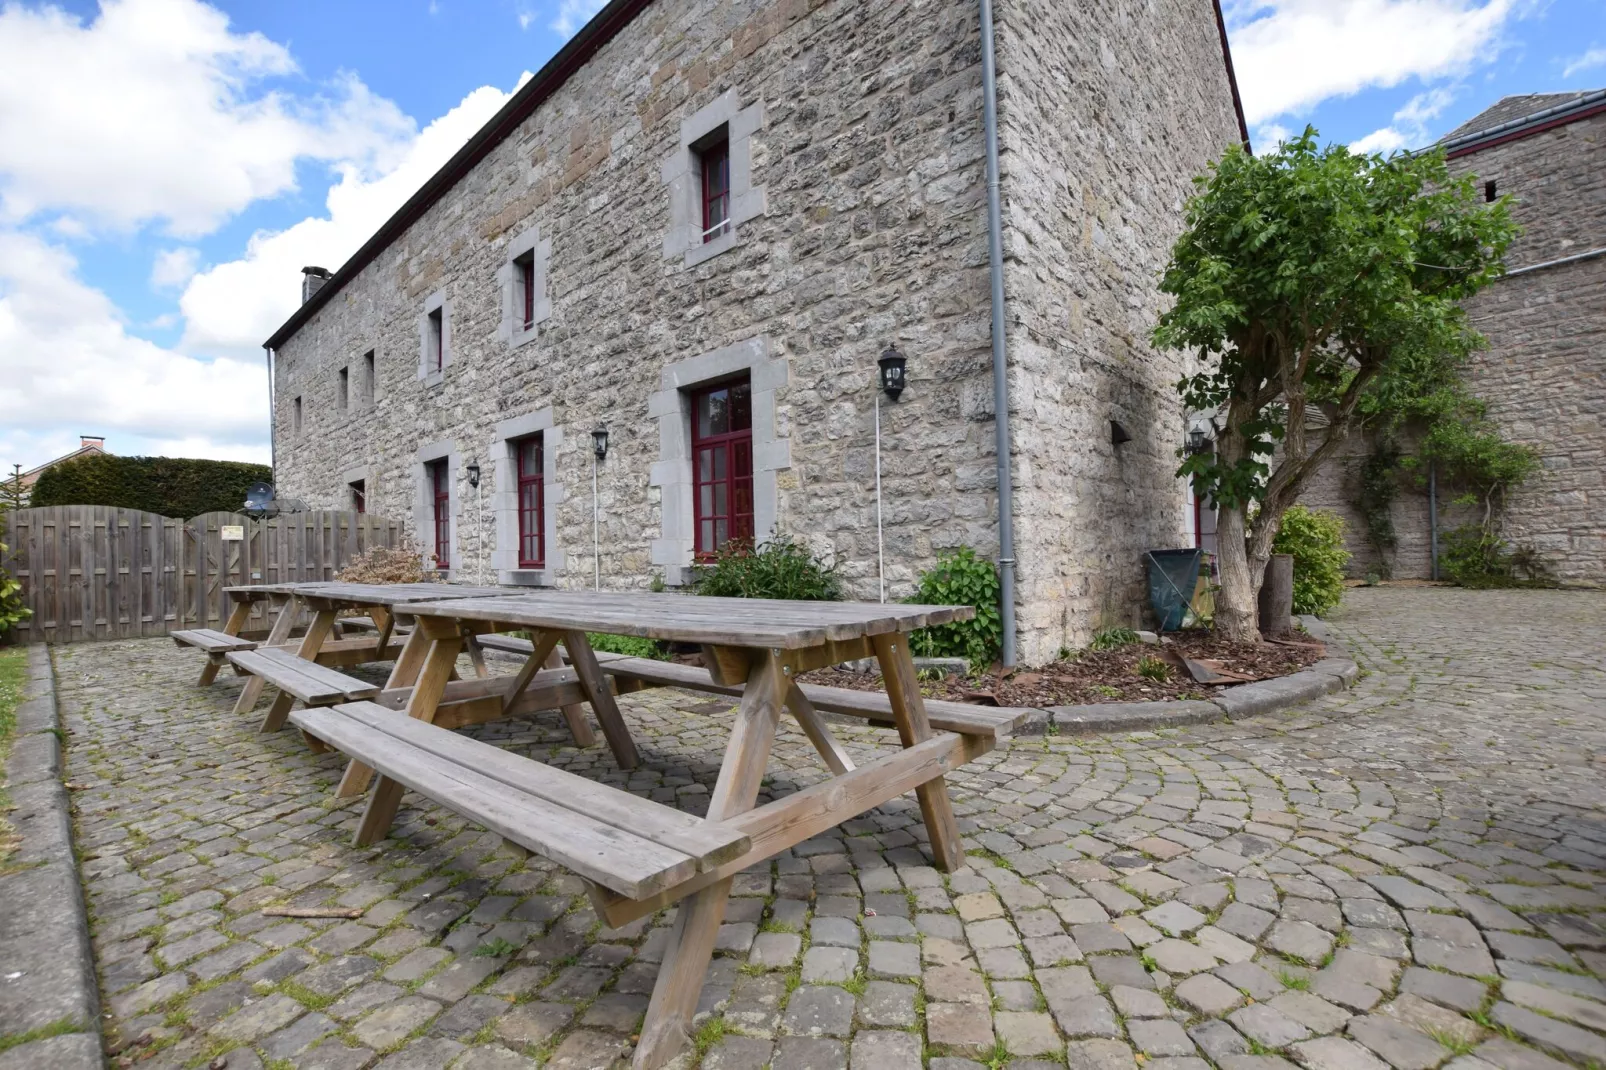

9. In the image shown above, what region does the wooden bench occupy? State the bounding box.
[173,628,259,686]
[596,654,1033,741]
[473,633,536,656]
[292,701,750,898]
[227,647,380,734]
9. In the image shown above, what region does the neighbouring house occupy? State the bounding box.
[263,0,1248,664]
[1300,89,1605,586]
[8,436,109,507]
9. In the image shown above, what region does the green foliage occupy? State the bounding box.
[906,547,1003,670]
[1088,627,1140,652]
[692,534,842,601]
[586,632,669,660]
[1442,525,1554,588]
[30,453,274,518]
[0,518,28,640]
[1272,506,1351,616]
[1356,442,1401,576]
[1136,655,1171,683]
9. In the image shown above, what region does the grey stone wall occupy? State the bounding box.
[270,0,1240,663]
[1298,113,1604,585]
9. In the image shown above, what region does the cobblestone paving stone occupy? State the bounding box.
[57,588,1606,1069]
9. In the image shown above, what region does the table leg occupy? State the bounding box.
[873,632,963,872]
[564,630,640,769]
[260,607,337,732]
[465,633,489,679]
[372,607,395,657]
[634,649,787,1070]
[551,644,597,748]
[234,595,295,714]
[785,685,855,775]
[200,599,253,686]
[339,625,462,800]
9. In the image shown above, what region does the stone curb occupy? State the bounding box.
[0,645,103,1068]
[1013,615,1360,736]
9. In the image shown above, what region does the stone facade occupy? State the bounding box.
[1300,103,1605,585]
[268,0,1243,663]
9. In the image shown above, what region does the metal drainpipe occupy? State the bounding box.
[979,0,1018,668]
[265,347,277,482]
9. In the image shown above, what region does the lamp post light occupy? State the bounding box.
[878,344,907,401]
[590,429,608,590]
[591,428,610,461]
[874,345,909,604]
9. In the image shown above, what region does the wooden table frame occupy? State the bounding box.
[346,593,978,1070]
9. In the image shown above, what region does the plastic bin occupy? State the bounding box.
[1144,548,1203,632]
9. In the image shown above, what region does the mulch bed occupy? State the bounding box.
[798,631,1326,708]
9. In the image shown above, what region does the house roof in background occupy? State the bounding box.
[20,439,110,485]
[1441,89,1606,157]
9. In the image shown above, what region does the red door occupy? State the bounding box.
[691,378,753,558]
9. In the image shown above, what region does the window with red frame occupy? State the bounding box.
[429,460,450,569]
[700,136,730,243]
[692,377,753,558]
[515,435,545,568]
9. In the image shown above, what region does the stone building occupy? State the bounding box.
[263,0,1247,664]
[1300,90,1605,585]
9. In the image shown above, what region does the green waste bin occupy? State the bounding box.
[1144,549,1202,632]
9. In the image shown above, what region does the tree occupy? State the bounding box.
[1,464,24,510]
[1152,129,1514,640]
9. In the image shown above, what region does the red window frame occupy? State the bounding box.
[691,378,754,559]
[429,460,450,569]
[700,138,730,243]
[515,435,545,569]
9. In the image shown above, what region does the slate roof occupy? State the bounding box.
[1445,92,1595,141]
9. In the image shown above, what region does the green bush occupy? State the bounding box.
[0,518,28,640]
[1088,627,1140,652]
[30,453,274,518]
[1271,506,1350,616]
[587,633,670,660]
[907,547,1003,670]
[693,535,842,601]
[1442,524,1554,588]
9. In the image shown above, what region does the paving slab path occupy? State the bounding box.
[54,587,1606,1069]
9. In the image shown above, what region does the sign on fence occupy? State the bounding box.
[0,507,403,644]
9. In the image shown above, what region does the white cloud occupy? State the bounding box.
[1350,126,1410,154]
[1226,0,1525,125]
[151,247,202,290]
[552,0,607,36]
[1349,85,1460,153]
[0,0,415,237]
[1253,122,1293,149]
[1563,46,1606,78]
[0,231,269,458]
[179,81,521,358]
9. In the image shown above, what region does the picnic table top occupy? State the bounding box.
[225,582,515,606]
[402,591,974,649]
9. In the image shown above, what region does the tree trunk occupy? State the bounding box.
[1214,503,1261,641]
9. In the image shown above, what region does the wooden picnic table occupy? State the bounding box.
[319,590,978,1069]
[221,581,515,730]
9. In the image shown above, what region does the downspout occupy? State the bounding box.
[979,0,1018,668]
[265,347,277,482]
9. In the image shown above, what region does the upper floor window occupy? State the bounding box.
[338,367,349,411]
[427,308,444,373]
[700,136,731,244]
[293,396,303,432]
[349,479,366,514]
[428,460,450,569]
[513,249,537,331]
[1485,179,1498,202]
[692,377,753,559]
[362,350,376,406]
[515,435,545,569]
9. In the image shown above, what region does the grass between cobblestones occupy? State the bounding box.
[0,645,28,867]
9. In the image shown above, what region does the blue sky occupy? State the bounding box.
[2,0,1601,479]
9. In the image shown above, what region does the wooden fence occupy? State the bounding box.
[1,507,403,644]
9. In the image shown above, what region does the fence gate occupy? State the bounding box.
[1,507,403,644]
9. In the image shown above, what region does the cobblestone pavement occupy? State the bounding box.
[57,587,1606,1070]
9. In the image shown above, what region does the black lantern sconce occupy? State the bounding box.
[1184,418,1215,456]
[592,428,609,461]
[878,344,907,401]
[1185,428,1208,455]
[465,459,481,488]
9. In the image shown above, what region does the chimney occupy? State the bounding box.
[301,266,333,304]
[80,435,105,451]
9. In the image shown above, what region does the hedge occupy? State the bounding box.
[30,454,274,519]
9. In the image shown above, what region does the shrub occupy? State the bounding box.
[1271,506,1350,617]
[1442,524,1554,588]
[30,453,274,518]
[1088,627,1140,652]
[0,518,28,640]
[907,547,1003,671]
[693,535,842,601]
[587,633,670,660]
[337,543,427,584]
[1136,655,1171,682]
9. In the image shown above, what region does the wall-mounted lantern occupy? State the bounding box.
[465,459,481,488]
[1184,417,1215,455]
[592,428,610,461]
[878,344,907,401]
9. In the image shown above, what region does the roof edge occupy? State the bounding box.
[1211,0,1251,151]
[263,0,656,351]
[1442,88,1606,159]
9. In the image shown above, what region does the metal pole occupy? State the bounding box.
[979,0,1018,667]
[592,454,601,591]
[1428,461,1439,581]
[876,392,886,603]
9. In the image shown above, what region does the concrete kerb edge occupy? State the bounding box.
[1013,614,1359,736]
[0,644,104,1068]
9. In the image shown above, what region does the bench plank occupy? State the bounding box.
[333,701,746,868]
[173,628,258,653]
[227,648,379,705]
[294,704,709,898]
